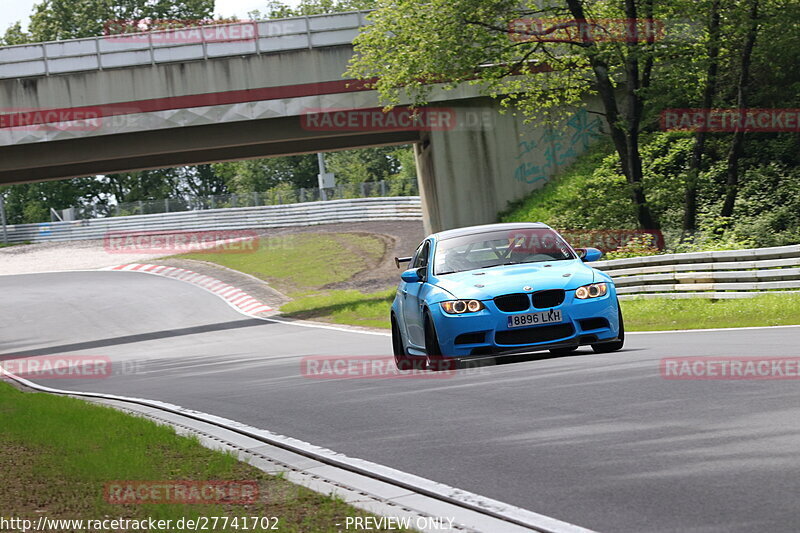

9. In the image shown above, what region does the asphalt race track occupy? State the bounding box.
[2,271,799,532]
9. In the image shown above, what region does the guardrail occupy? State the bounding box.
[0,11,372,79]
[593,245,800,299]
[2,196,422,244]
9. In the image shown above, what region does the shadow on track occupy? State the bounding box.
[0,318,272,358]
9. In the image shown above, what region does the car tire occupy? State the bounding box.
[424,314,456,372]
[392,316,423,370]
[550,346,579,356]
[591,305,625,353]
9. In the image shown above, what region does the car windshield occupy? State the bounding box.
[434,228,575,275]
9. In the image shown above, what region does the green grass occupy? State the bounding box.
[173,228,800,333]
[281,289,395,328]
[621,294,800,331]
[0,383,408,532]
[282,292,800,332]
[0,240,30,248]
[178,233,384,294]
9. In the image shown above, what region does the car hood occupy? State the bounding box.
[433,260,597,300]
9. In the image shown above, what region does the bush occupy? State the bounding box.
[502,132,800,254]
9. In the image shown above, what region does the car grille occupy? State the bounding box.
[531,289,565,309]
[495,323,575,345]
[493,293,530,312]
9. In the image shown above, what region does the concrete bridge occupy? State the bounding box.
[0,12,602,232]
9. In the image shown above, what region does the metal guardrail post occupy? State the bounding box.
[201,23,208,60]
[148,31,155,65]
[0,193,8,244]
[95,36,103,70]
[41,43,49,76]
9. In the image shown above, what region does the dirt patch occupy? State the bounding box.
[283,221,425,293]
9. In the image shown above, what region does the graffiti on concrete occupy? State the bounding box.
[513,109,602,184]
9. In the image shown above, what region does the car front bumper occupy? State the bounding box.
[429,289,620,358]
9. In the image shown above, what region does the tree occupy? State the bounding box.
[346,0,721,229]
[27,0,215,41]
[258,0,375,19]
[720,0,760,219]
[683,0,721,234]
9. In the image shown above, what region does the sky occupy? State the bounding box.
[1,0,295,33]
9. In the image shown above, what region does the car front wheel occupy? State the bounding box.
[424,314,456,371]
[392,316,422,370]
[592,306,625,353]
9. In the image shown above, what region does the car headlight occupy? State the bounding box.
[575,282,608,299]
[441,300,485,314]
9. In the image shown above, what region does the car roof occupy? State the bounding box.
[432,222,551,241]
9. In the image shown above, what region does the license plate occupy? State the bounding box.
[507,309,562,328]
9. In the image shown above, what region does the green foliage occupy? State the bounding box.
[259,0,375,18]
[503,132,800,253]
[604,234,662,260]
[27,0,215,41]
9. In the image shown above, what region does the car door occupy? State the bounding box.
[401,240,430,348]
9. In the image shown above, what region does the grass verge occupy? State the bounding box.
[173,229,799,332]
[620,294,800,331]
[177,233,384,295]
[282,293,800,332]
[280,289,395,329]
[0,382,407,532]
[0,241,30,248]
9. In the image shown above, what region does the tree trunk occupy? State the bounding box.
[683,0,721,234]
[565,0,660,230]
[721,0,759,219]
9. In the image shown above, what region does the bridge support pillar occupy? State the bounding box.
[414,98,604,233]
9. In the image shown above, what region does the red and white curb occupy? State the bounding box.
[104,263,273,316]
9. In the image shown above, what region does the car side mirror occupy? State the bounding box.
[576,247,603,262]
[400,267,426,283]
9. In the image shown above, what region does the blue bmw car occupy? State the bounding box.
[391,222,624,370]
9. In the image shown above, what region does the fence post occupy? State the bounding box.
[0,193,8,244]
[138,200,144,215]
[380,180,386,196]
[253,191,259,206]
[360,182,366,197]
[164,198,169,213]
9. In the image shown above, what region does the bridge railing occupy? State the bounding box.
[0,11,372,79]
[592,245,800,299]
[2,196,422,244]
